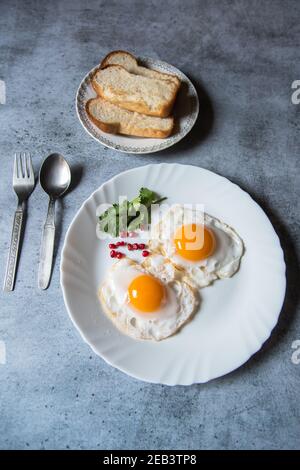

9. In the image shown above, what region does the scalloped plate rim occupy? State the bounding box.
[60,163,286,385]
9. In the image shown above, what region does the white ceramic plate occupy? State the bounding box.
[60,164,286,385]
[76,58,199,154]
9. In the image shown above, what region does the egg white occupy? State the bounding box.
[99,257,197,341]
[150,205,244,288]
[142,253,181,283]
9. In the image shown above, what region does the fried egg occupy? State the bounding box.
[99,257,197,341]
[142,253,180,283]
[150,205,244,288]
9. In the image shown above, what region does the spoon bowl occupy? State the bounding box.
[39,153,71,198]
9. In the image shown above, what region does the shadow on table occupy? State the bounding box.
[210,182,299,386]
[157,75,215,157]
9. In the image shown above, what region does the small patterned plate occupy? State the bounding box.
[76,58,199,154]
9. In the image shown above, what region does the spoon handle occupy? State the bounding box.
[38,197,55,289]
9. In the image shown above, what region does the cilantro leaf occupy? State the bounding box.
[98,187,166,236]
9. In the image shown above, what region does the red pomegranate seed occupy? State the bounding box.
[118,241,126,246]
[109,243,116,249]
[116,252,123,259]
[128,231,138,238]
[138,243,146,250]
[127,243,133,251]
[142,250,150,257]
[110,250,117,258]
[132,243,138,250]
[120,231,128,238]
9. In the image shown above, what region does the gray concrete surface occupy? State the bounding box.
[0,0,299,450]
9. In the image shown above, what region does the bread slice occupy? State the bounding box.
[92,65,178,117]
[86,97,174,138]
[101,50,181,90]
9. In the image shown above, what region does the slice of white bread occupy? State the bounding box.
[86,97,174,138]
[101,50,181,91]
[92,65,178,117]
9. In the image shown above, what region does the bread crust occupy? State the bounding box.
[100,50,137,69]
[100,50,181,91]
[86,99,119,134]
[86,98,174,138]
[92,65,178,118]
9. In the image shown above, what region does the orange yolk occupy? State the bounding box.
[128,274,165,313]
[174,223,215,261]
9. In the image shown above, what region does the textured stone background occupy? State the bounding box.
[0,0,299,450]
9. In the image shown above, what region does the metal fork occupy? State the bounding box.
[3,153,35,291]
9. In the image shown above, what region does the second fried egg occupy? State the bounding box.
[150,205,244,287]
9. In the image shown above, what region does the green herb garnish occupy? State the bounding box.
[98,187,166,236]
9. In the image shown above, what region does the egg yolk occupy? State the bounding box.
[174,223,215,261]
[128,274,165,313]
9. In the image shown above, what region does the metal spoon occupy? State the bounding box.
[38,153,71,289]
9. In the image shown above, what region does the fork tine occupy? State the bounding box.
[22,152,26,178]
[22,152,28,178]
[16,153,22,179]
[27,153,34,183]
[13,153,19,180]
[17,152,23,178]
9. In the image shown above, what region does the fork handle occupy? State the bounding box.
[38,197,56,290]
[3,209,24,291]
